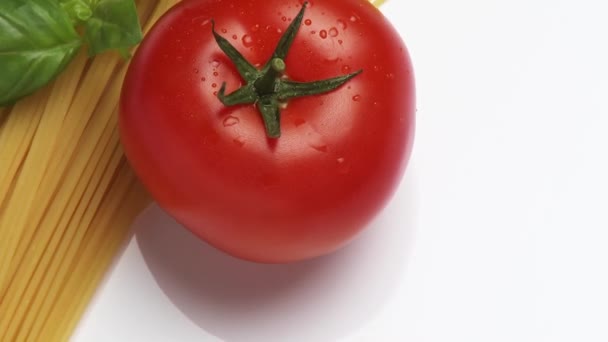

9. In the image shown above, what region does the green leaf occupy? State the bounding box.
[0,0,82,106]
[83,0,143,56]
[59,0,93,23]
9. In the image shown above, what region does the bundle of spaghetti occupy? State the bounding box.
[0,0,179,340]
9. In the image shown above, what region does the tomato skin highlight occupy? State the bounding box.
[120,0,415,263]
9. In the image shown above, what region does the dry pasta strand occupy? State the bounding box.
[0,0,158,293]
[0,56,119,293]
[2,54,124,305]
[0,107,9,125]
[0,0,171,340]
[37,163,147,341]
[0,51,90,303]
[21,143,129,342]
[0,88,50,289]
[1,116,122,340]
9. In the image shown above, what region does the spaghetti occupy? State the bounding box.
[0,0,177,340]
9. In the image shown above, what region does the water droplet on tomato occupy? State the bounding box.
[213,72,219,76]
[312,145,328,153]
[349,15,357,22]
[242,35,254,47]
[252,24,260,32]
[277,28,283,33]
[201,77,206,81]
[233,136,245,147]
[302,124,328,153]
[386,73,395,79]
[194,68,199,74]
[342,65,351,73]
[223,116,240,127]
[211,60,220,67]
[304,19,312,26]
[373,65,380,71]
[338,39,343,45]
[232,34,237,40]
[319,30,327,39]
[352,95,361,101]
[221,28,227,33]
[192,16,210,26]
[212,83,217,88]
[310,30,316,34]
[329,27,338,37]
[338,159,350,174]
[337,19,347,30]
[281,16,287,21]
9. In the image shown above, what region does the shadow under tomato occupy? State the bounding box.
[135,169,418,342]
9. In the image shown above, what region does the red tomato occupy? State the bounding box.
[120,0,415,263]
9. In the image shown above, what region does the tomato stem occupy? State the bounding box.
[212,2,361,138]
[254,58,285,96]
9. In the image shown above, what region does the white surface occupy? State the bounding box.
[73,0,608,341]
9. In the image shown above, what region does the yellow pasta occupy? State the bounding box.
[369,0,387,5]
[0,89,48,214]
[0,0,175,340]
[0,0,384,340]
[0,51,89,297]
[46,167,149,342]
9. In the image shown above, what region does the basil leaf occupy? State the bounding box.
[59,0,93,23]
[0,0,82,106]
[84,0,143,56]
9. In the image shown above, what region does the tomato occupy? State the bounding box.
[120,0,415,263]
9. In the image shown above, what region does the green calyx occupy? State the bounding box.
[212,2,362,138]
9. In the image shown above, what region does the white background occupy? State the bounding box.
[73,0,608,341]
